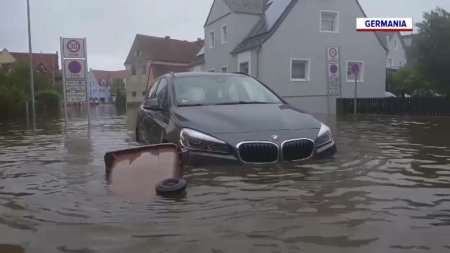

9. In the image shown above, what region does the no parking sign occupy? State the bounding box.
[64,59,86,79]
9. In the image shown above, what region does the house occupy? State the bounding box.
[201,0,388,114]
[0,48,59,77]
[401,33,416,64]
[87,69,126,103]
[376,32,408,69]
[124,34,203,103]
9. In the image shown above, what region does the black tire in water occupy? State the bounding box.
[156,178,187,196]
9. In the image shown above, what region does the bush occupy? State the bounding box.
[35,90,61,114]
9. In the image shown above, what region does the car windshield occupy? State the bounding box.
[174,75,282,106]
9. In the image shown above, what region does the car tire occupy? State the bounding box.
[155,178,187,196]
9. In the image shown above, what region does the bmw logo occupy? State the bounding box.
[271,135,279,140]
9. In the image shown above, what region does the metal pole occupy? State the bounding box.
[26,0,35,129]
[26,101,29,128]
[354,74,358,115]
[83,38,91,126]
[60,37,68,127]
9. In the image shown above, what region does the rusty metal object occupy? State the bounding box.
[104,144,188,200]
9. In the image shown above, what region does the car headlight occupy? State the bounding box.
[316,123,332,148]
[180,128,231,154]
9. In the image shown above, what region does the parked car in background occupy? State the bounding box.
[136,72,336,166]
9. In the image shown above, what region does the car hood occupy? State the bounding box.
[173,104,321,134]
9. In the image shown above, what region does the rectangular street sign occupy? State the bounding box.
[62,38,86,58]
[66,92,87,103]
[64,59,86,79]
[65,80,86,92]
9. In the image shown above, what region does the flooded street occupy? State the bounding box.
[1,104,450,253]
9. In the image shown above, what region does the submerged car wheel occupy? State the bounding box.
[156,178,187,196]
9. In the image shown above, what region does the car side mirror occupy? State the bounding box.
[143,98,162,110]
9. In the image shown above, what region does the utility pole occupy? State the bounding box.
[27,0,36,128]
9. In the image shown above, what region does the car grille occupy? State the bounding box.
[238,142,278,163]
[282,139,314,161]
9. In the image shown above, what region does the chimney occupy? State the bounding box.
[165,36,170,39]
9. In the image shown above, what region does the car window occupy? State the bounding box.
[147,79,160,99]
[156,78,169,109]
[174,75,282,106]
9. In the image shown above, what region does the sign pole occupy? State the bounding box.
[26,0,35,130]
[83,38,91,126]
[60,37,68,127]
[354,74,358,115]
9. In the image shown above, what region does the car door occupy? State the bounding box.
[144,78,170,144]
[138,79,160,143]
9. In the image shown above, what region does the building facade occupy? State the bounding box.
[201,0,388,114]
[87,69,126,103]
[124,35,203,103]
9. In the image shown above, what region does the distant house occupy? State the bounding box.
[376,32,408,69]
[401,33,416,64]
[87,69,126,103]
[201,0,388,113]
[0,48,59,77]
[124,34,203,103]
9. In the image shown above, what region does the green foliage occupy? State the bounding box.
[0,63,59,119]
[35,90,61,115]
[388,66,433,95]
[414,7,450,96]
[112,78,126,109]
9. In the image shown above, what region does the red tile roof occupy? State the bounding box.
[91,69,127,86]
[125,34,204,64]
[8,51,59,75]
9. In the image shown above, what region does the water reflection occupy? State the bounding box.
[0,107,450,252]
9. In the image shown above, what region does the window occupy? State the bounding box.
[393,39,398,49]
[321,11,338,32]
[141,65,146,75]
[221,25,228,44]
[174,75,281,106]
[220,66,228,72]
[147,79,160,99]
[207,69,215,72]
[132,91,137,97]
[239,62,249,75]
[290,59,310,81]
[142,91,146,96]
[135,50,141,58]
[346,61,364,82]
[209,30,215,48]
[399,60,404,67]
[156,78,169,109]
[386,36,390,46]
[131,65,136,76]
[387,58,393,67]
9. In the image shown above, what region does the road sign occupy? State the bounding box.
[64,59,86,79]
[66,92,87,103]
[65,80,86,92]
[326,47,341,96]
[327,47,339,61]
[63,38,85,58]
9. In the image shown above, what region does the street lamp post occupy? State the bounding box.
[26,0,36,128]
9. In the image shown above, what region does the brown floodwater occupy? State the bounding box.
[1,104,450,252]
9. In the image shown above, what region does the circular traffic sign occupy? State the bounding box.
[351,63,360,75]
[68,61,82,74]
[67,40,81,53]
[328,48,338,58]
[330,64,338,74]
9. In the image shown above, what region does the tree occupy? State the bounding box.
[415,7,450,96]
[388,66,434,96]
[112,78,126,108]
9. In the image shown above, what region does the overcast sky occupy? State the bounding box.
[1,0,449,70]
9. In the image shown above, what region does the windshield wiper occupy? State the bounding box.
[213,101,276,105]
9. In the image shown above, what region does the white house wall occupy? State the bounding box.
[259,0,387,114]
